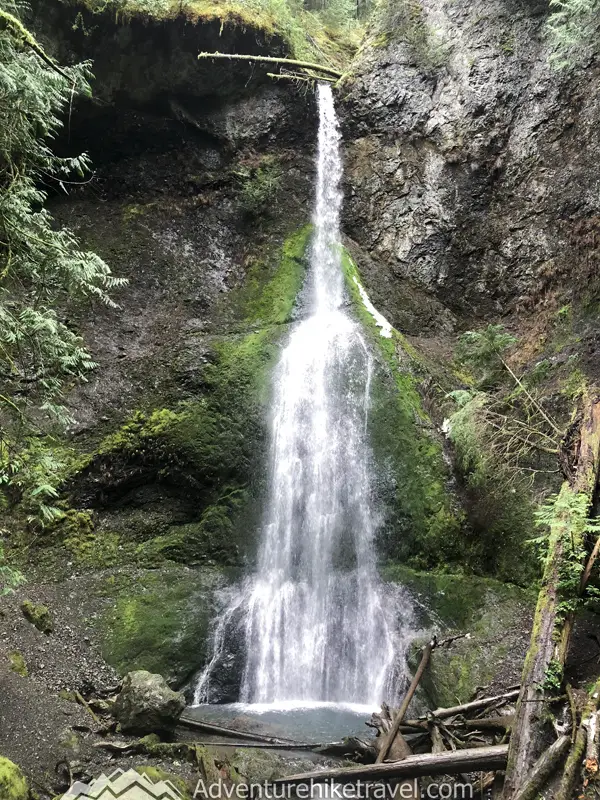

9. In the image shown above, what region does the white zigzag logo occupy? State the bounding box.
[62,768,184,799]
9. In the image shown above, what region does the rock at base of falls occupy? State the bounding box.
[114,670,186,735]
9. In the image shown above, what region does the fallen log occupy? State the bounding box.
[377,638,434,762]
[399,715,513,732]
[74,690,100,725]
[98,738,336,753]
[504,393,600,799]
[271,744,509,787]
[316,738,379,761]
[178,715,303,746]
[423,690,520,721]
[512,734,570,800]
[557,678,600,800]
[266,72,336,84]
[197,52,342,79]
[463,716,514,731]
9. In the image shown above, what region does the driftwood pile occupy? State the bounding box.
[266,643,522,797]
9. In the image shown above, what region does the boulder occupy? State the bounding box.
[113,671,185,735]
[0,756,29,800]
[20,600,53,634]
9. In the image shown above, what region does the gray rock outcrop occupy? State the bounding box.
[114,670,185,735]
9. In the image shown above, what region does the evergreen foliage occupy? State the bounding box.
[235,157,282,216]
[546,0,600,68]
[0,0,124,524]
[447,325,564,583]
[0,539,24,595]
[456,324,517,390]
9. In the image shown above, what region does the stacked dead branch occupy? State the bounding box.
[271,685,521,791]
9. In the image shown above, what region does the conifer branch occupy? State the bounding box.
[0,10,71,80]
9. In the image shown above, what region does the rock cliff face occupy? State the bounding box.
[9,1,318,696]
[8,1,599,791]
[341,0,600,326]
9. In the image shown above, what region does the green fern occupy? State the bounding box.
[546,0,600,68]
[0,1,125,524]
[0,539,24,595]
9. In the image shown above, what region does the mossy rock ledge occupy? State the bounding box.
[383,564,535,709]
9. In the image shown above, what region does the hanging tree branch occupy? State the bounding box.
[267,72,336,84]
[198,51,342,79]
[0,10,71,80]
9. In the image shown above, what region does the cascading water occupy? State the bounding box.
[194,84,406,709]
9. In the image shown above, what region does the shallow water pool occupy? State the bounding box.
[186,701,377,744]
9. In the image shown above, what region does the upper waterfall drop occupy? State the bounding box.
[238,84,400,705]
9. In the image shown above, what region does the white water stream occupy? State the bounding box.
[194,85,406,708]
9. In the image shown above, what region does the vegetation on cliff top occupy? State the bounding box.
[66,0,366,65]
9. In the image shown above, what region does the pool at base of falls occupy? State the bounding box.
[185,702,378,743]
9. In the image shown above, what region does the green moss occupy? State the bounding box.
[65,530,126,568]
[136,497,244,566]
[238,224,310,326]
[98,408,184,456]
[387,566,535,706]
[72,0,282,34]
[560,365,588,400]
[8,651,27,677]
[20,600,53,634]
[383,564,533,627]
[55,510,127,569]
[100,566,220,682]
[342,251,463,570]
[135,766,192,799]
[0,756,28,800]
[75,228,310,571]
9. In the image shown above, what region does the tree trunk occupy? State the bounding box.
[271,744,509,788]
[178,715,303,745]
[197,52,342,78]
[503,393,600,799]
[512,735,570,800]
[557,678,600,800]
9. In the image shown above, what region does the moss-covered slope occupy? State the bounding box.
[342,250,464,571]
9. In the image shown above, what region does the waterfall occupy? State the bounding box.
[195,84,403,708]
